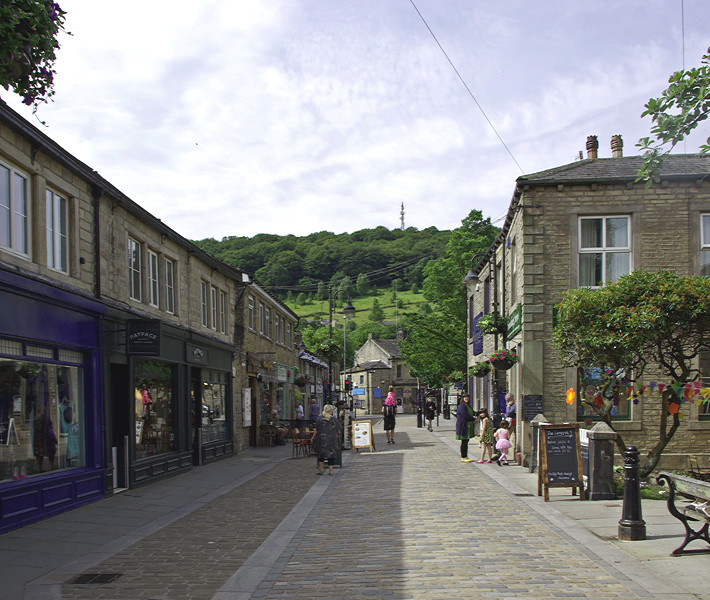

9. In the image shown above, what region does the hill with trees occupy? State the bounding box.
[194,212,499,387]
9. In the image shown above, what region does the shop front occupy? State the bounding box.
[0,270,105,533]
[104,316,234,490]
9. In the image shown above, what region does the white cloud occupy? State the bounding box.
[2,0,709,240]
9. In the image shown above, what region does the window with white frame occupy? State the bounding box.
[128,236,142,301]
[248,296,255,330]
[220,291,226,334]
[287,323,291,348]
[165,258,175,314]
[578,216,631,287]
[46,189,67,272]
[201,281,208,327]
[259,303,265,334]
[0,161,29,255]
[265,307,271,338]
[210,287,217,330]
[148,250,159,307]
[701,214,710,277]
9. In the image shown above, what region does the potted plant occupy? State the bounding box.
[487,348,519,371]
[468,362,492,378]
[477,312,509,335]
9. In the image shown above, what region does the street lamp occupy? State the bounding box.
[327,286,355,403]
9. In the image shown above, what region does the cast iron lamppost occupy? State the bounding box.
[327,286,355,403]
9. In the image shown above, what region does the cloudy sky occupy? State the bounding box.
[4,1,710,240]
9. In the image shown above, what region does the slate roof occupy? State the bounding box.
[517,154,710,186]
[374,338,401,358]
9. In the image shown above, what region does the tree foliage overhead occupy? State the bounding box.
[553,270,710,476]
[0,1,68,110]
[637,46,710,184]
[399,210,499,388]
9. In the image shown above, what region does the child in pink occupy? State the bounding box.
[494,420,512,465]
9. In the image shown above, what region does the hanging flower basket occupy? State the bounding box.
[468,362,492,378]
[477,312,509,335]
[294,376,309,388]
[487,348,519,371]
[445,370,465,383]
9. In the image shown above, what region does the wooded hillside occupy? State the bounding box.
[194,226,452,294]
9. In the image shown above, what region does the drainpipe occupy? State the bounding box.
[91,185,102,298]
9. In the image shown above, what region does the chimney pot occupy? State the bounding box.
[611,134,623,158]
[586,135,599,159]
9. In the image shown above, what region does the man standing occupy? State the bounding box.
[309,397,320,426]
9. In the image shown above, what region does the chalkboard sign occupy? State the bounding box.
[523,394,543,421]
[537,424,585,501]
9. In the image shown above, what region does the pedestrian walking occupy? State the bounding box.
[476,408,494,463]
[455,394,476,462]
[383,386,397,444]
[295,401,305,429]
[494,419,512,465]
[309,397,320,425]
[425,395,437,431]
[314,404,340,476]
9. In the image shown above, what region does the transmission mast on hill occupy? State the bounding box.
[400,202,405,231]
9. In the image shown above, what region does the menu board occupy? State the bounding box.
[352,420,375,452]
[537,424,585,501]
[523,394,543,421]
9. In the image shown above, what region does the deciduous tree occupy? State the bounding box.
[553,270,710,476]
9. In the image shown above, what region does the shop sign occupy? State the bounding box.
[187,343,209,365]
[507,303,523,338]
[276,363,288,382]
[127,319,161,355]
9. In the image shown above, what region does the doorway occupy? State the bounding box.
[110,363,130,491]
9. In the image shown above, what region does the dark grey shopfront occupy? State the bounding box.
[103,313,234,492]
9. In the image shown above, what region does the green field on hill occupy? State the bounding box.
[284,287,427,326]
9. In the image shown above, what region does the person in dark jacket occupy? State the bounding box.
[455,395,476,462]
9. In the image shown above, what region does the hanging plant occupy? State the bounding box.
[477,312,509,335]
[316,340,341,359]
[468,362,492,378]
[488,348,519,370]
[294,375,310,387]
[0,1,68,110]
[445,369,465,383]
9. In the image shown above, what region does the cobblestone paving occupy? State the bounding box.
[255,426,660,600]
[61,458,316,600]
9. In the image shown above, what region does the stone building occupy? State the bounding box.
[236,282,299,449]
[0,101,250,532]
[349,334,420,414]
[465,135,710,469]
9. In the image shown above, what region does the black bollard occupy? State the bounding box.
[416,404,423,428]
[618,446,646,541]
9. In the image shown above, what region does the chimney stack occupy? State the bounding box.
[586,135,599,159]
[611,134,623,158]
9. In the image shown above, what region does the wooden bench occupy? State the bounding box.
[656,472,710,556]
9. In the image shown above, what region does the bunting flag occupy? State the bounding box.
[649,382,656,395]
[658,383,665,395]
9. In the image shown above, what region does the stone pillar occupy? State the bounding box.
[587,422,617,500]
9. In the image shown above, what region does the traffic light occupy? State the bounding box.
[345,378,351,391]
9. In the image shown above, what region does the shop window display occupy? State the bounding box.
[0,361,84,481]
[201,370,228,443]
[134,359,175,459]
